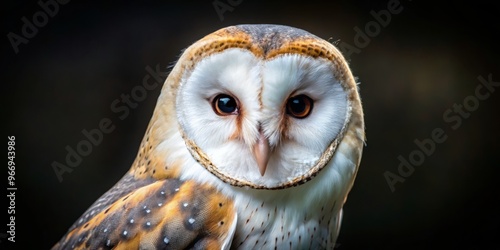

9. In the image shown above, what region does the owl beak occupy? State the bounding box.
[253,131,270,176]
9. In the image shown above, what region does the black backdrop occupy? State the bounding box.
[2,1,499,249]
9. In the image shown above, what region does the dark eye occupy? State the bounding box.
[212,94,238,116]
[286,94,313,119]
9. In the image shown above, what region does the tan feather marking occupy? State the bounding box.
[264,38,351,87]
[279,102,290,140]
[130,123,183,180]
[53,179,235,250]
[228,103,245,141]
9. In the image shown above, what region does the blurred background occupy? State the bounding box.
[2,0,499,249]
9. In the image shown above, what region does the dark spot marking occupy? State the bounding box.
[180,201,189,211]
[143,221,152,229]
[104,239,115,249]
[121,230,129,239]
[331,201,337,212]
[238,234,251,247]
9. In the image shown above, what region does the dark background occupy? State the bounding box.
[2,0,499,249]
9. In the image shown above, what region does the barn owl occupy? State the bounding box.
[53,24,365,249]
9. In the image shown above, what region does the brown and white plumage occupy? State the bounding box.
[53,24,365,249]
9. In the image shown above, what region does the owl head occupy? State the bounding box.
[154,24,364,190]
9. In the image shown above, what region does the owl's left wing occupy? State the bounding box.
[52,173,237,250]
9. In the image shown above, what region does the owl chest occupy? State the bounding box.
[230,197,341,249]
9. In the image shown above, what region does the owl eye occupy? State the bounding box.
[212,94,239,116]
[286,94,313,119]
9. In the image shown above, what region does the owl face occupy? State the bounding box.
[176,44,353,189]
[172,25,362,190]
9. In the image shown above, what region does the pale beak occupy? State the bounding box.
[252,130,271,176]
